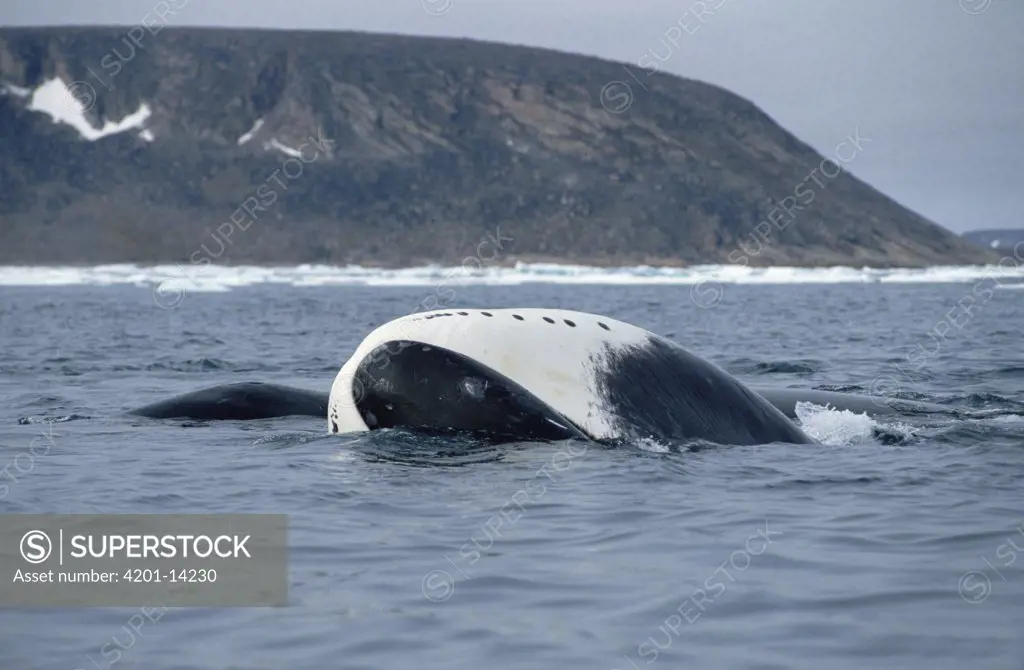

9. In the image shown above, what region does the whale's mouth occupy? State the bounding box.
[351,340,590,443]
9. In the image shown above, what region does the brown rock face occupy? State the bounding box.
[0,27,997,267]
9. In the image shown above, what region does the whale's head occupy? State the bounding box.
[327,308,649,441]
[327,308,815,445]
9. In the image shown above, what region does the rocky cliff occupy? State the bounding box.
[0,26,997,266]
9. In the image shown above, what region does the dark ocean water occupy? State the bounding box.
[1,283,1022,670]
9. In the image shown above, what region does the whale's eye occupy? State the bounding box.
[543,317,555,324]
[458,312,468,315]
[598,322,610,330]
[481,312,493,317]
[564,319,576,327]
[513,314,524,320]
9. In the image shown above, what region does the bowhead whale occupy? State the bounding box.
[327,308,814,445]
[131,308,946,444]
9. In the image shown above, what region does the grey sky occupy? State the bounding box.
[3,0,1021,232]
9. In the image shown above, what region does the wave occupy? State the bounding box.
[794,402,917,446]
[1,262,1023,289]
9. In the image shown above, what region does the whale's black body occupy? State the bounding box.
[129,308,948,443]
[130,382,328,420]
[128,380,945,432]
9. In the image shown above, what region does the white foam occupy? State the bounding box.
[1,263,1023,289]
[139,129,154,142]
[25,77,151,141]
[634,437,670,453]
[793,402,880,446]
[795,401,919,447]
[237,119,264,145]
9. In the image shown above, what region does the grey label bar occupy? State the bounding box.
[0,514,288,607]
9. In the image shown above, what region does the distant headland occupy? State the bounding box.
[0,26,998,267]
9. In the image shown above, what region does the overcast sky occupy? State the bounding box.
[3,0,1021,232]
